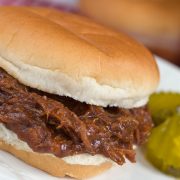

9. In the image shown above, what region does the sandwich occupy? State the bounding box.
[0,7,159,179]
[79,0,180,64]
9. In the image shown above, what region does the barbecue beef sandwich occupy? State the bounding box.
[0,7,159,179]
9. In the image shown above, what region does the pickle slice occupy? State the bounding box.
[148,93,180,126]
[146,114,180,177]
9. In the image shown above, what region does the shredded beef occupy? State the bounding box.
[0,68,153,165]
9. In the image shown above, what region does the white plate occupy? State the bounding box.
[0,56,179,180]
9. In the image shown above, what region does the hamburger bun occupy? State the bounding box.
[0,6,159,109]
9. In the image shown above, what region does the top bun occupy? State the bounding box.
[0,7,159,108]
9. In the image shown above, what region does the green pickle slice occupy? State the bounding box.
[148,93,180,126]
[146,114,180,177]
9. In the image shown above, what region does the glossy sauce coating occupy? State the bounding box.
[0,68,153,164]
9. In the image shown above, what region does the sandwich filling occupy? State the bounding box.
[0,68,153,165]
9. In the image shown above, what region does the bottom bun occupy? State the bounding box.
[0,140,112,179]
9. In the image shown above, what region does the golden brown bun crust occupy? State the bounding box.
[0,7,159,108]
[0,140,112,179]
[79,0,180,38]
